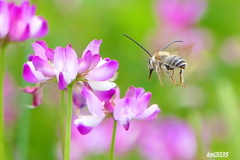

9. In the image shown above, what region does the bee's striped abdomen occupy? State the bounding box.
[165,55,187,69]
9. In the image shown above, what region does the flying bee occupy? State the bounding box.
[123,34,187,87]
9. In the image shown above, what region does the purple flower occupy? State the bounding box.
[23,41,78,90]
[74,86,160,134]
[54,45,79,89]
[0,0,48,42]
[74,86,114,135]
[77,39,119,91]
[22,39,119,107]
[114,86,160,130]
[23,39,118,91]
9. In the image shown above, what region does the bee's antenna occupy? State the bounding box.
[160,40,183,51]
[123,34,152,57]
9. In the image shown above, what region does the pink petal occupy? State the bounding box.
[8,4,29,41]
[54,46,64,71]
[114,87,120,102]
[23,62,50,83]
[93,88,115,101]
[136,92,152,115]
[0,1,9,38]
[46,49,54,62]
[74,115,104,135]
[86,60,118,81]
[28,54,34,61]
[78,50,92,73]
[19,24,30,41]
[81,87,105,118]
[114,97,136,125]
[135,87,145,99]
[64,46,78,79]
[20,86,36,94]
[82,39,102,57]
[36,40,48,49]
[32,42,48,61]
[30,16,48,38]
[32,56,55,77]
[124,86,135,97]
[20,85,43,107]
[54,46,78,80]
[123,119,130,131]
[58,72,67,90]
[76,124,93,135]
[89,54,101,70]
[104,101,114,113]
[125,86,144,99]
[135,104,160,121]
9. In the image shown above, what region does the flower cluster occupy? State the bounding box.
[0,0,48,44]
[23,41,79,90]
[74,86,160,134]
[22,39,118,107]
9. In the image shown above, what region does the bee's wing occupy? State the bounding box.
[170,44,194,56]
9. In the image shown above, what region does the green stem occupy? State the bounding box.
[0,45,7,160]
[16,41,32,160]
[60,90,65,158]
[109,119,117,160]
[64,85,73,160]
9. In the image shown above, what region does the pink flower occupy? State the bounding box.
[74,86,160,134]
[23,39,118,91]
[74,86,115,135]
[22,39,119,107]
[0,0,48,42]
[54,45,79,89]
[77,39,119,91]
[23,41,79,90]
[114,86,160,130]
[138,117,197,160]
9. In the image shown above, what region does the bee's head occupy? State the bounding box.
[148,58,154,80]
[148,58,154,70]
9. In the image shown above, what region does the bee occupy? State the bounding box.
[123,34,187,87]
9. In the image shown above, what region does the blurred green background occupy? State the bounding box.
[4,0,240,159]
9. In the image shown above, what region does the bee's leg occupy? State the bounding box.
[156,66,164,87]
[161,65,178,86]
[179,69,186,87]
[161,68,165,77]
[171,69,175,77]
